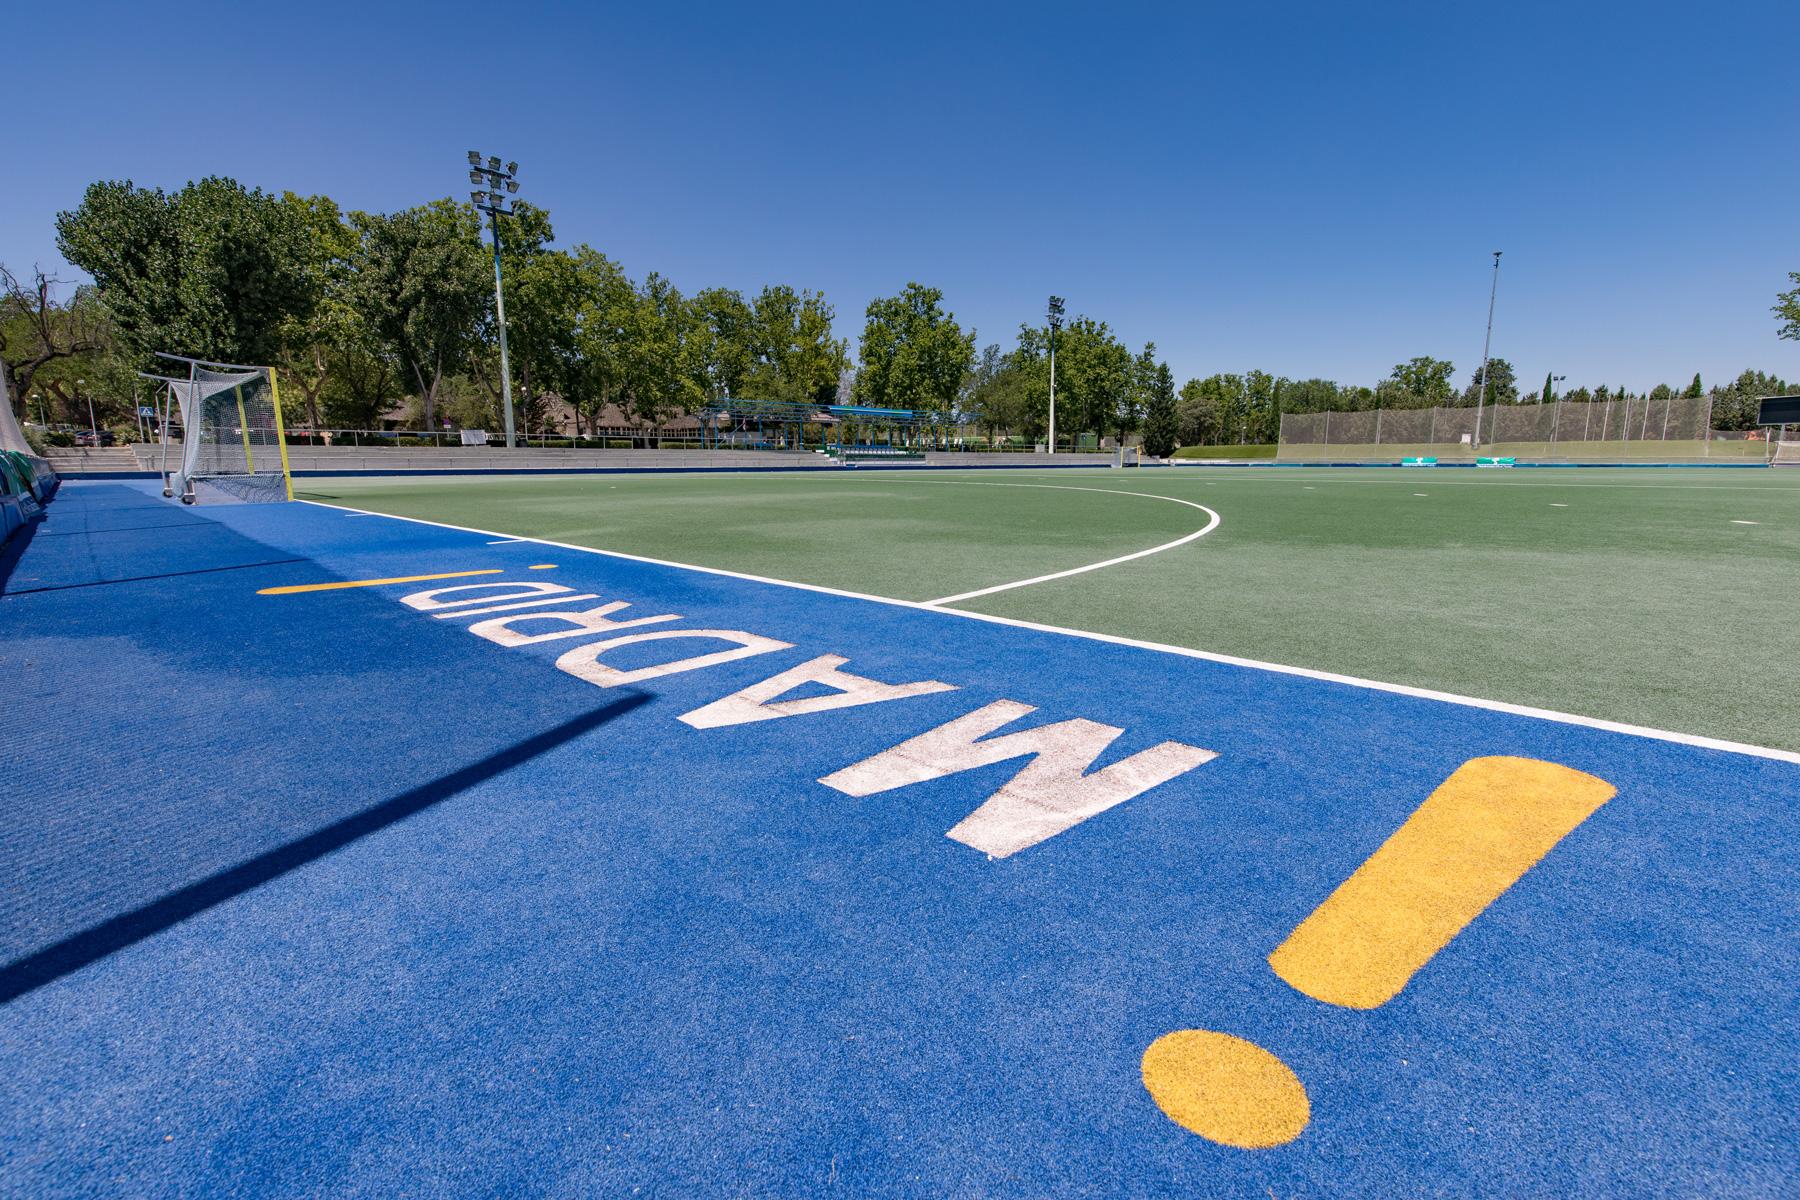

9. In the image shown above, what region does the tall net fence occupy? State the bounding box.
[168,362,290,503]
[1277,395,1738,462]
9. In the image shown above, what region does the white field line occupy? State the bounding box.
[296,498,1800,766]
[849,479,1219,606]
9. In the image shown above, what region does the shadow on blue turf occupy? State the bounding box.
[0,693,650,1004]
[0,509,41,592]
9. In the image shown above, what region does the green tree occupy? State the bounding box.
[691,287,754,402]
[1683,372,1704,398]
[854,283,975,413]
[1118,342,1158,445]
[1542,372,1556,404]
[1774,272,1800,341]
[1462,357,1518,407]
[57,177,313,368]
[1242,370,1278,442]
[563,248,637,434]
[1177,374,1243,444]
[747,286,849,406]
[1387,356,1456,407]
[1141,361,1177,457]
[617,273,705,429]
[347,200,489,431]
[1709,369,1793,430]
[1175,378,1218,445]
[961,343,1033,443]
[1279,378,1345,414]
[1048,317,1131,443]
[276,193,365,428]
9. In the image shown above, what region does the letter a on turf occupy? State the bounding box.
[679,655,956,728]
[819,700,1216,858]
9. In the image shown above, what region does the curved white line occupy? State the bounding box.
[869,479,1221,606]
[294,497,1800,765]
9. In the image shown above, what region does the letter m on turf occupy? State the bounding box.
[819,701,1215,859]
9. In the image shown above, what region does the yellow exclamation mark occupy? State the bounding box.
[1141,755,1616,1149]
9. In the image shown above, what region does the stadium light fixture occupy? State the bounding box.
[1471,252,1503,448]
[465,150,523,448]
[1047,296,1065,455]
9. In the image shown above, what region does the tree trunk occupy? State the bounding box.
[413,361,437,432]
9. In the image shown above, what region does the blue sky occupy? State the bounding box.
[10,0,1798,392]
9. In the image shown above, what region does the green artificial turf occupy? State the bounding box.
[298,466,1800,752]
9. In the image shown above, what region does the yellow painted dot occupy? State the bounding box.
[1141,1029,1309,1148]
[528,564,557,570]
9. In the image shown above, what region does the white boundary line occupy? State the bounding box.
[852,479,1219,606]
[297,498,1800,766]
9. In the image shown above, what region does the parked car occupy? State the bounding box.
[74,429,117,447]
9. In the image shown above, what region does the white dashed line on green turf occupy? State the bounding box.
[1551,503,1569,507]
[1731,519,1760,525]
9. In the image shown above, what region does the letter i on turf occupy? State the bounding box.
[1140,756,1615,1149]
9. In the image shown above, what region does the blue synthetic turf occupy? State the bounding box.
[2,482,1796,1197]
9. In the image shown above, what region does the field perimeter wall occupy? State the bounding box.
[97,445,1122,476]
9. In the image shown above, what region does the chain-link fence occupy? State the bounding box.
[1277,396,1735,462]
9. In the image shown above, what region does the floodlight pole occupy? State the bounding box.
[486,207,516,449]
[1047,296,1065,454]
[467,152,523,449]
[1472,251,1502,449]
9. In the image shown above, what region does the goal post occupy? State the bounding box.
[158,354,293,504]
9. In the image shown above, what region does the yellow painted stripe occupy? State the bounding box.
[266,366,295,501]
[1268,755,1615,1009]
[258,569,503,596]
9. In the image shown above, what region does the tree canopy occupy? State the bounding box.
[855,283,975,412]
[57,177,313,368]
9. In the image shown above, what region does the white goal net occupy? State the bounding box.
[1775,427,1800,465]
[163,358,291,504]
